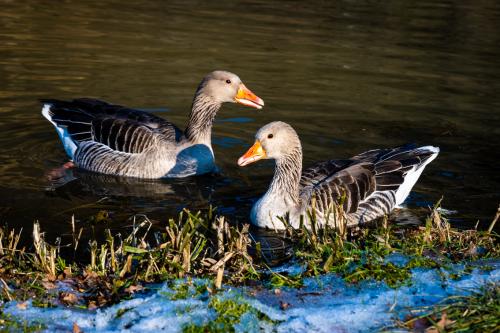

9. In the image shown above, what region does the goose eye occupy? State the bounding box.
[267,134,273,139]
[226,79,231,84]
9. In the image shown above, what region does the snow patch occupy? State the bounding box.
[3,260,499,333]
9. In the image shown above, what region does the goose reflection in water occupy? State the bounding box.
[45,166,218,207]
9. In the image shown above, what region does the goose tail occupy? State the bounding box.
[395,145,439,207]
[42,102,78,159]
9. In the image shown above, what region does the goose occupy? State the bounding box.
[42,71,264,178]
[237,121,439,229]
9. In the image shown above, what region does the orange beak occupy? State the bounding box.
[238,140,266,166]
[234,83,264,109]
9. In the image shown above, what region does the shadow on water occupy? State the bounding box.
[46,168,221,218]
[249,229,295,266]
[48,169,194,199]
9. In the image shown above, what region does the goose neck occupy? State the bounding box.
[185,93,221,144]
[269,148,302,204]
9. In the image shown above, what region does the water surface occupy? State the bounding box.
[1,0,499,242]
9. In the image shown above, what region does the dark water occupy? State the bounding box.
[1,0,499,243]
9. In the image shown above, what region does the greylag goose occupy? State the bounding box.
[41,71,264,178]
[238,121,439,229]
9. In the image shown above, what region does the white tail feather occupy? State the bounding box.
[42,104,77,159]
[395,146,439,207]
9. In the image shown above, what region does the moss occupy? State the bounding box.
[115,307,132,318]
[0,311,45,333]
[162,280,210,301]
[167,283,190,300]
[269,272,304,288]
[182,295,279,332]
[406,256,440,269]
[344,262,411,288]
[209,297,251,326]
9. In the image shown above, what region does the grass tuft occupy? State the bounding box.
[397,282,500,332]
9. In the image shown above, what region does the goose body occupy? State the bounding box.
[42,71,264,178]
[238,122,439,229]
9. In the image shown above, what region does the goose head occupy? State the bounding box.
[197,71,264,109]
[238,121,301,166]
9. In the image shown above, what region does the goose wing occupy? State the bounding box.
[300,161,379,214]
[41,98,183,154]
[300,159,355,188]
[300,145,437,216]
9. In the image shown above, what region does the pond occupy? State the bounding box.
[1,0,499,243]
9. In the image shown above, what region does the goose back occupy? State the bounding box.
[42,98,183,147]
[299,144,438,226]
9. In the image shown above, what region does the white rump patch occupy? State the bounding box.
[42,104,77,159]
[395,146,440,207]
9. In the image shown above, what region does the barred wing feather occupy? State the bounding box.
[41,98,182,155]
[299,145,438,223]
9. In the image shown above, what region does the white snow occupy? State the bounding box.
[2,260,499,333]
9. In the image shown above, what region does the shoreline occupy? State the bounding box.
[0,202,498,332]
